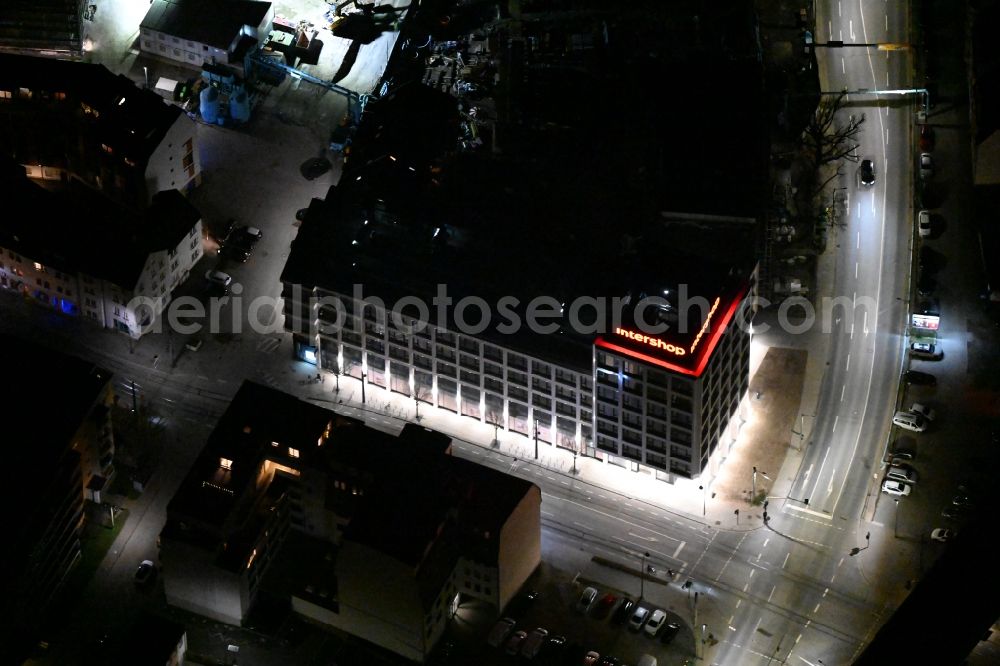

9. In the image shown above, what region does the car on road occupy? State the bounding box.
[919,152,934,179]
[583,650,600,666]
[643,609,666,637]
[611,597,635,624]
[505,630,528,656]
[904,370,936,386]
[910,341,943,360]
[909,403,936,421]
[661,622,681,644]
[918,210,931,237]
[881,479,912,497]
[575,587,598,614]
[487,617,516,648]
[930,528,954,542]
[520,627,548,658]
[886,465,918,484]
[205,269,232,288]
[134,559,156,585]
[628,605,650,631]
[858,158,876,187]
[919,125,935,151]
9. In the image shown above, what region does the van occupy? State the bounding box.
[892,411,927,432]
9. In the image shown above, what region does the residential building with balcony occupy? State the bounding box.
[0,156,204,338]
[0,53,202,209]
[0,334,114,662]
[160,381,540,662]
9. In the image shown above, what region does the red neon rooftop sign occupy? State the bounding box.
[595,293,744,378]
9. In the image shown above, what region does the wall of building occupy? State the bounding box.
[146,117,201,198]
[140,28,228,69]
[160,538,247,625]
[497,485,542,612]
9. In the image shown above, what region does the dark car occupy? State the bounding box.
[215,217,237,244]
[300,156,332,180]
[858,158,876,187]
[594,592,618,618]
[661,621,681,644]
[134,559,156,586]
[505,590,539,619]
[296,207,310,222]
[219,245,250,263]
[919,125,935,152]
[232,225,263,249]
[942,505,969,521]
[537,635,566,664]
[904,370,936,386]
[610,597,635,625]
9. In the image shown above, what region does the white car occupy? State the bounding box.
[919,152,934,179]
[918,210,931,237]
[628,605,650,631]
[930,528,954,542]
[892,411,928,433]
[205,269,232,288]
[909,403,935,421]
[910,341,943,360]
[882,478,912,497]
[643,608,666,637]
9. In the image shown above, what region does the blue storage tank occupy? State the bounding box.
[229,88,250,123]
[200,87,219,125]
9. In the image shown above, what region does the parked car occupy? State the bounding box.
[643,609,666,637]
[611,598,636,624]
[596,657,621,666]
[909,403,936,421]
[930,528,954,542]
[505,630,528,656]
[204,269,232,288]
[882,479,911,497]
[575,587,598,614]
[910,341,943,360]
[942,505,969,520]
[232,225,263,249]
[215,217,237,244]
[919,152,934,179]
[505,590,538,619]
[661,622,681,644]
[952,494,975,508]
[582,651,600,666]
[487,617,516,648]
[917,272,936,297]
[919,125,935,151]
[628,606,650,631]
[594,593,618,618]
[538,635,566,662]
[220,244,250,263]
[892,411,927,433]
[886,465,918,484]
[296,207,310,222]
[918,210,931,237]
[521,628,549,659]
[904,370,936,386]
[134,559,156,585]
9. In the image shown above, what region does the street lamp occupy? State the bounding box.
[699,484,706,516]
[533,419,539,460]
[639,551,651,599]
[361,372,367,404]
[894,499,900,538]
[752,466,769,502]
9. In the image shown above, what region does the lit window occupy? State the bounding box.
[271,441,280,447]
[246,548,257,569]
[288,448,300,458]
[220,457,233,470]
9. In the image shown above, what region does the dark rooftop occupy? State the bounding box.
[0,157,200,290]
[0,53,184,167]
[282,1,761,372]
[0,0,82,55]
[141,0,272,51]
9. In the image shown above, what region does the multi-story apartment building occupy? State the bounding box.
[160,381,540,662]
[1,335,115,662]
[139,0,274,72]
[0,53,201,209]
[0,0,85,58]
[0,157,203,338]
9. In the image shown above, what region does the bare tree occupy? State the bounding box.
[413,383,431,421]
[486,408,503,446]
[800,92,865,172]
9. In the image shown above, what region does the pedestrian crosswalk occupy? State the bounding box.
[256,337,281,353]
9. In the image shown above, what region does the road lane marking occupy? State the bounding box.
[842,57,846,74]
[841,384,846,401]
[813,602,821,613]
[782,553,790,569]
[832,415,839,432]
[768,585,775,602]
[673,542,685,558]
[845,353,850,371]
[628,531,657,542]
[849,19,855,40]
[855,261,858,278]
[857,230,861,248]
[786,503,832,520]
[863,310,869,335]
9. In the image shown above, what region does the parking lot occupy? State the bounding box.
[434,563,696,666]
